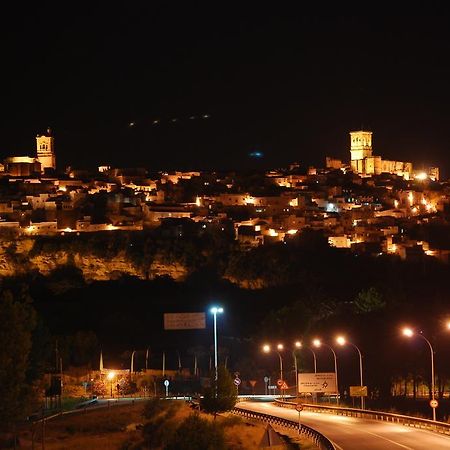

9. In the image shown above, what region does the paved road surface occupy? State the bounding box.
[238,401,450,450]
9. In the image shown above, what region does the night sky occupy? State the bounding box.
[2,6,450,173]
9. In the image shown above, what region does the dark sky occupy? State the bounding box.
[2,5,450,174]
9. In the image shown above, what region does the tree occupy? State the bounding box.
[91,379,107,397]
[0,289,37,430]
[200,365,237,416]
[353,287,386,314]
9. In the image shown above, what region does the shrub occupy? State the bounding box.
[163,413,226,450]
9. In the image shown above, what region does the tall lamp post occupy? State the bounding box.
[210,306,224,397]
[263,344,284,398]
[313,339,339,405]
[107,371,115,398]
[402,327,437,421]
[293,341,302,398]
[336,336,365,409]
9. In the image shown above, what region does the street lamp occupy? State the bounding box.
[107,371,115,397]
[262,344,284,381]
[263,343,285,399]
[210,306,224,397]
[313,339,339,404]
[293,341,302,398]
[336,335,365,409]
[401,327,437,421]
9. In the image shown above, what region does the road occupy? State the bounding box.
[238,401,450,450]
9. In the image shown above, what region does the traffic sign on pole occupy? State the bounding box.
[430,399,439,408]
[277,379,283,387]
[234,378,241,386]
[164,379,169,397]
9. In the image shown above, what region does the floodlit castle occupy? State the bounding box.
[327,130,439,181]
[36,128,56,172]
[350,130,414,179]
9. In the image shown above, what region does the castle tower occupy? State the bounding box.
[36,127,56,172]
[350,130,373,174]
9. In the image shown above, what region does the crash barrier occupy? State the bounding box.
[275,399,450,436]
[233,406,336,450]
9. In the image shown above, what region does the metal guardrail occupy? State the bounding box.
[233,406,336,450]
[275,399,450,436]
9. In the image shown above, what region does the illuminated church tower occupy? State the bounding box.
[350,130,373,173]
[36,128,56,172]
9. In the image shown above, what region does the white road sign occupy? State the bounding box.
[298,372,337,393]
[164,312,206,330]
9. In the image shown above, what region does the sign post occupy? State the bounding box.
[164,379,169,397]
[298,372,337,394]
[264,376,269,395]
[163,313,206,330]
[349,386,368,398]
[295,403,303,434]
[234,377,241,394]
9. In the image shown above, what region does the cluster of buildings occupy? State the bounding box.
[0,128,449,262]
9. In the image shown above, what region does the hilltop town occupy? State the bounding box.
[0,128,448,275]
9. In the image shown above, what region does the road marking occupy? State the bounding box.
[330,440,344,450]
[361,430,414,450]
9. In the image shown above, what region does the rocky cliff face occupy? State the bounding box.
[0,238,188,281]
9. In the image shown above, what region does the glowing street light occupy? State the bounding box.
[292,342,303,398]
[107,371,116,397]
[402,327,414,337]
[210,306,224,396]
[446,321,450,331]
[401,327,436,421]
[336,335,365,409]
[262,343,284,384]
[313,339,339,404]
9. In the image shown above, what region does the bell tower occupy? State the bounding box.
[36,127,56,172]
[350,130,373,161]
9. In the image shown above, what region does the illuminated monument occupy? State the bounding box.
[349,130,413,180]
[36,128,56,172]
[326,130,439,180]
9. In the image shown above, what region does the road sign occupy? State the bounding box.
[264,376,269,383]
[163,312,206,330]
[430,399,439,408]
[234,378,241,386]
[298,373,337,393]
[164,380,170,387]
[350,386,368,397]
[249,380,257,387]
[280,381,288,390]
[295,403,303,412]
[277,379,283,387]
[268,385,277,389]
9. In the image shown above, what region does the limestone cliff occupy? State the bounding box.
[0,237,188,281]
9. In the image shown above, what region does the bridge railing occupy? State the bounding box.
[274,399,450,435]
[233,406,336,450]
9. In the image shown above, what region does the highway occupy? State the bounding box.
[238,401,450,450]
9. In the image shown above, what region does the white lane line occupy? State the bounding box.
[361,430,414,450]
[330,440,344,450]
